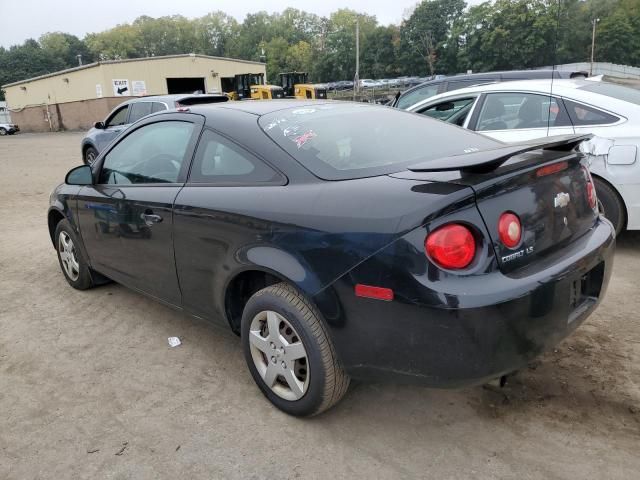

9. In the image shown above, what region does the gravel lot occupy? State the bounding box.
[1,132,639,479]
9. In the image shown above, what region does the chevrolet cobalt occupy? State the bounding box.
[48,101,614,416]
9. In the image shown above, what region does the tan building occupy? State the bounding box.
[2,54,266,132]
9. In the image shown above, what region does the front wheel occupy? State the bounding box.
[594,178,625,235]
[241,283,350,416]
[0,128,6,136]
[54,219,94,290]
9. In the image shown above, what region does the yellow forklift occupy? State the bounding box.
[279,72,327,100]
[225,73,285,100]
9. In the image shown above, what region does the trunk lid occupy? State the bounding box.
[396,135,599,273]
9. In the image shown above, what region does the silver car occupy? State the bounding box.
[81,94,228,165]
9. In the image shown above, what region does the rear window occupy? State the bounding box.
[259,103,500,180]
[578,82,640,106]
[128,102,153,123]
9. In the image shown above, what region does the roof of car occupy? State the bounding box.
[396,70,587,106]
[407,79,600,111]
[124,93,227,104]
[190,99,334,116]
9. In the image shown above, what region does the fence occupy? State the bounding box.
[539,62,640,79]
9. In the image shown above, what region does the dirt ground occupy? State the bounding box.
[1,132,639,480]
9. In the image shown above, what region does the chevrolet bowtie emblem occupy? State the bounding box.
[554,192,571,208]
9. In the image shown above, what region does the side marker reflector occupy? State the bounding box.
[355,284,394,301]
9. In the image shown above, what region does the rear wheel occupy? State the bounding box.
[594,178,625,235]
[84,146,98,166]
[241,283,349,416]
[0,128,6,136]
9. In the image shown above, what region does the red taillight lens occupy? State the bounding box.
[587,181,597,210]
[425,224,476,270]
[582,166,598,211]
[498,212,522,249]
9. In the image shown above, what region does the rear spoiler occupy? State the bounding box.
[408,134,592,174]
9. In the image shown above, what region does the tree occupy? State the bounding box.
[400,0,466,75]
[39,32,93,67]
[85,24,142,60]
[195,11,240,57]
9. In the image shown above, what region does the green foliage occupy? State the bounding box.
[2,0,640,101]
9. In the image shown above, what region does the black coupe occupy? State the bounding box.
[48,101,614,416]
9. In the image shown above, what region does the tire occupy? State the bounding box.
[84,146,99,166]
[54,219,94,290]
[0,128,6,136]
[594,178,625,235]
[241,282,350,416]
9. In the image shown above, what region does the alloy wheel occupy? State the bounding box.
[249,310,309,401]
[86,151,96,165]
[58,231,80,281]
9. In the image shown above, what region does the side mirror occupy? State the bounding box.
[65,165,93,186]
[94,121,105,129]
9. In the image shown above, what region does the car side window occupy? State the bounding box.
[189,129,282,184]
[151,102,167,113]
[418,97,477,126]
[99,121,195,184]
[105,105,129,127]
[476,93,571,131]
[397,84,440,109]
[564,99,619,126]
[128,102,153,123]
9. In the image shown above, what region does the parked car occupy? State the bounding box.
[49,101,613,416]
[406,78,640,234]
[360,79,383,88]
[80,94,228,165]
[0,122,19,135]
[393,69,588,110]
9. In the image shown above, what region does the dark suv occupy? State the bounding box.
[393,69,588,109]
[81,94,228,165]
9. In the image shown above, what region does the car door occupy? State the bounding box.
[172,128,286,321]
[95,104,131,152]
[469,92,574,142]
[76,113,203,305]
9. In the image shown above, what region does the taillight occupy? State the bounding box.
[425,224,476,270]
[498,212,522,249]
[587,182,597,210]
[583,166,598,211]
[536,161,568,177]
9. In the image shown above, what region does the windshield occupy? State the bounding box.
[578,82,640,106]
[259,103,500,180]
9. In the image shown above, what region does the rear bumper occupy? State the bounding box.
[319,218,615,386]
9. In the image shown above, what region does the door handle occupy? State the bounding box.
[140,212,163,226]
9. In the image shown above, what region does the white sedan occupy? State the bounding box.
[406,78,640,234]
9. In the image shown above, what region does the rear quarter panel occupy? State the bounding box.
[172,176,476,326]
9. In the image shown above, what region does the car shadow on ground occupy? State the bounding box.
[616,230,640,250]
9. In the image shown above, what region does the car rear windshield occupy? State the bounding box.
[259,103,500,180]
[578,82,640,106]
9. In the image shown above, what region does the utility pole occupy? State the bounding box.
[354,17,360,101]
[590,18,600,76]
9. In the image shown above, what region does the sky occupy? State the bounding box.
[0,0,483,48]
